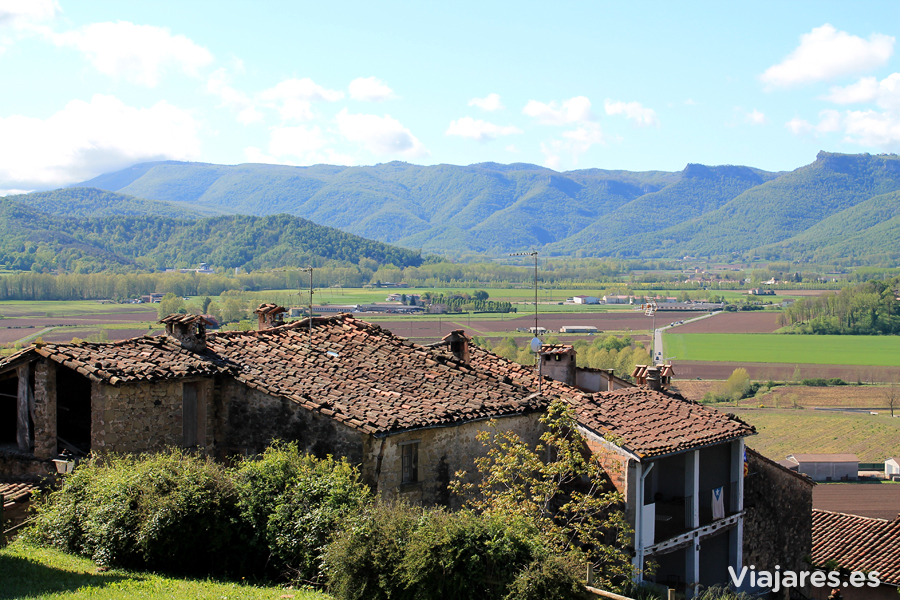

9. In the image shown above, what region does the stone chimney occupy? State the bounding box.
[255,303,287,330]
[540,345,577,386]
[606,369,615,392]
[160,314,211,353]
[442,329,470,363]
[646,366,662,391]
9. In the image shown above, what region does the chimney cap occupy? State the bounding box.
[254,303,287,316]
[158,314,215,326]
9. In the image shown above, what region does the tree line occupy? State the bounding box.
[779,276,900,334]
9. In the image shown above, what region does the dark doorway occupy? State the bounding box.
[57,366,91,454]
[0,372,16,446]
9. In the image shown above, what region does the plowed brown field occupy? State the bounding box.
[675,312,780,334]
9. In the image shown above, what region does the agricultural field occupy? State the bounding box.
[663,332,900,366]
[721,407,900,463]
[0,541,323,600]
[672,381,896,408]
[672,311,781,334]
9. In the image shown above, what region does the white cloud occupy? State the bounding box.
[207,68,263,124]
[604,99,659,126]
[522,96,593,125]
[785,109,842,136]
[0,94,199,190]
[243,146,281,164]
[48,21,213,87]
[336,108,428,158]
[826,73,900,110]
[844,110,900,147]
[259,77,344,121]
[445,117,521,142]
[684,98,697,106]
[0,0,59,28]
[745,109,767,125]
[761,24,894,88]
[349,76,396,102]
[540,122,608,169]
[469,93,504,111]
[506,144,519,153]
[245,126,357,166]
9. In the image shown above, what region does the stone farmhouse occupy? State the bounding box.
[0,306,785,595]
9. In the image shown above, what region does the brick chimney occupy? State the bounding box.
[646,366,662,391]
[540,345,576,386]
[255,303,287,330]
[442,329,470,363]
[160,314,212,353]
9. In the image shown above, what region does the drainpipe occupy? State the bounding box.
[635,461,655,582]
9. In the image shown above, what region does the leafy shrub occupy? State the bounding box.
[324,501,422,600]
[233,442,372,583]
[26,450,242,575]
[502,555,584,600]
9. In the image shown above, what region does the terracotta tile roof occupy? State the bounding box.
[467,346,754,459]
[570,387,754,459]
[812,509,900,585]
[205,315,545,435]
[28,337,223,384]
[158,314,214,326]
[1,481,40,509]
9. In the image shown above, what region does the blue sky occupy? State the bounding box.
[2,1,900,193]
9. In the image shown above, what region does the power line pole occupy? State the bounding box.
[511,251,541,392]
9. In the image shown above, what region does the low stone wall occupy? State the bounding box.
[0,450,55,481]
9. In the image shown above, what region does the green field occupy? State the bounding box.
[664,333,900,366]
[723,408,900,462]
[0,541,325,600]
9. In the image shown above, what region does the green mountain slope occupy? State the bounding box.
[0,199,422,273]
[640,152,900,257]
[7,187,225,219]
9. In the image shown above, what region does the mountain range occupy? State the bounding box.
[7,150,898,264]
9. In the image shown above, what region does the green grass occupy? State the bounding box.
[0,541,327,600]
[721,408,900,462]
[0,301,155,318]
[663,333,900,366]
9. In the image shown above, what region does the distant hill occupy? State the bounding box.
[71,152,900,261]
[0,199,422,273]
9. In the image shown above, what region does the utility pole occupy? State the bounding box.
[511,251,541,392]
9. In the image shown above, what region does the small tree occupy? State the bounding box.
[451,400,635,590]
[883,380,898,418]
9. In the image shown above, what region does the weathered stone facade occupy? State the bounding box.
[743,447,814,598]
[367,413,545,507]
[90,377,215,453]
[218,379,365,462]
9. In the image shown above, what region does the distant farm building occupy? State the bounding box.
[748,288,775,296]
[570,295,599,304]
[603,295,632,304]
[559,325,598,334]
[887,457,899,480]
[784,454,859,481]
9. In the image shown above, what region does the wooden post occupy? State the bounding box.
[668,590,676,600]
[16,364,32,453]
[586,563,595,586]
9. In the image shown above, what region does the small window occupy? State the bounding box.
[401,442,419,483]
[183,382,200,447]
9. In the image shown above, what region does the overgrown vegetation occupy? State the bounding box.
[23,405,636,599]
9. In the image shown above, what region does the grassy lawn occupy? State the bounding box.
[663,333,900,366]
[719,407,900,462]
[0,541,327,600]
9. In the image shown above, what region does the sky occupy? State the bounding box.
[1,1,900,194]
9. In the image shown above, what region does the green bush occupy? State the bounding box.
[502,555,584,600]
[233,442,372,584]
[324,501,422,600]
[25,451,242,575]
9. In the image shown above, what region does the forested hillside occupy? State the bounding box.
[0,198,422,273]
[5,188,225,219]
[68,151,900,262]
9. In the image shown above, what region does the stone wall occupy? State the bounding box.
[218,379,366,462]
[0,450,55,480]
[91,377,215,453]
[366,413,546,507]
[744,447,814,598]
[32,360,57,459]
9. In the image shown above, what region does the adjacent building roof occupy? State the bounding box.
[205,315,545,435]
[813,483,900,521]
[812,509,900,586]
[789,454,860,463]
[467,346,754,459]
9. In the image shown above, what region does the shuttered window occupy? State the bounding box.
[183,382,199,447]
[401,442,419,483]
